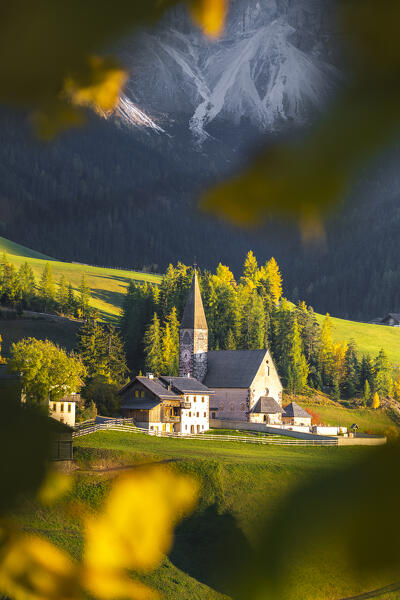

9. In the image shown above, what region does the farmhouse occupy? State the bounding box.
[381,313,400,327]
[119,374,211,433]
[282,401,312,427]
[50,395,77,427]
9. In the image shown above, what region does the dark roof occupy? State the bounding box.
[283,402,311,419]
[203,350,267,388]
[383,313,400,322]
[251,397,283,414]
[159,376,213,395]
[60,394,80,402]
[181,271,208,330]
[120,376,179,399]
[121,399,160,410]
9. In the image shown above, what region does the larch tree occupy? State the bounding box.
[242,250,258,285]
[17,262,36,306]
[285,317,309,394]
[56,275,69,314]
[38,262,55,312]
[372,392,380,409]
[78,274,91,317]
[264,257,283,304]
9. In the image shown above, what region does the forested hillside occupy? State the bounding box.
[1,111,399,321]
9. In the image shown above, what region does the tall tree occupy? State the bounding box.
[284,317,309,394]
[162,307,180,375]
[241,250,258,285]
[77,274,91,317]
[264,257,283,304]
[56,275,69,314]
[17,262,36,306]
[373,349,393,399]
[143,313,163,375]
[38,262,55,312]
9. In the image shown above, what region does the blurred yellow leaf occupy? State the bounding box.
[0,528,80,600]
[84,467,198,573]
[190,0,228,37]
[64,56,127,114]
[37,470,74,505]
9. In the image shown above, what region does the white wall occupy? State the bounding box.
[50,399,76,427]
[180,394,209,433]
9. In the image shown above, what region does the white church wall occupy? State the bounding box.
[249,351,283,413]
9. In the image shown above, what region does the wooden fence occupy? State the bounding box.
[72,422,338,446]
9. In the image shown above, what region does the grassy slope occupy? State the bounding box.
[0,236,161,322]
[1,235,399,364]
[18,431,398,600]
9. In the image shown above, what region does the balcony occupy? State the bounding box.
[162,414,180,423]
[180,401,191,409]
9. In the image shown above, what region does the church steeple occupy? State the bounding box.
[179,271,208,381]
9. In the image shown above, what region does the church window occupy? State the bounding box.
[230,403,234,411]
[265,388,269,396]
[240,403,245,411]
[266,365,270,376]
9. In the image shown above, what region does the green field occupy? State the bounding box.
[1,235,399,364]
[17,431,399,600]
[0,236,161,321]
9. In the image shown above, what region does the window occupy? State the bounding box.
[204,412,206,417]
[68,404,71,413]
[52,403,56,411]
[60,403,64,413]
[189,412,191,417]
[211,412,216,419]
[196,412,199,417]
[141,391,145,398]
[185,425,188,430]
[150,426,154,430]
[135,390,139,398]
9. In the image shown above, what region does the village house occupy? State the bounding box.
[282,401,312,427]
[50,394,77,427]
[119,374,211,433]
[381,313,400,327]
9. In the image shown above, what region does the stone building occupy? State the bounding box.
[282,401,312,427]
[179,272,283,423]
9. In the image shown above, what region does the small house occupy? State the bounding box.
[282,402,312,427]
[49,394,77,427]
[381,313,400,327]
[119,373,213,434]
[250,396,283,424]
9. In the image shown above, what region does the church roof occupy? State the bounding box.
[181,271,208,330]
[283,402,311,419]
[159,376,213,395]
[251,397,283,414]
[203,350,267,388]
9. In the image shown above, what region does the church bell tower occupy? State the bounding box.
[179,271,208,382]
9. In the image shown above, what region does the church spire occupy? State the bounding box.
[181,270,208,330]
[179,270,208,381]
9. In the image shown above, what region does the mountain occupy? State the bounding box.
[0,0,399,321]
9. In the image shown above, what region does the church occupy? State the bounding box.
[120,271,284,431]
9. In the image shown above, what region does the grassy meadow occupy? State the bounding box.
[1,235,399,364]
[17,431,399,600]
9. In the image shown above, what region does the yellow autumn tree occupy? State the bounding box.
[264,257,283,304]
[372,392,380,409]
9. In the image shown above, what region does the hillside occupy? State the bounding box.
[0,236,161,322]
[1,236,399,364]
[17,431,399,600]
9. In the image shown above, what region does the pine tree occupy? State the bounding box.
[78,274,91,317]
[77,319,128,384]
[373,349,393,399]
[241,290,265,350]
[372,391,380,409]
[38,262,55,312]
[341,339,359,399]
[17,262,36,306]
[162,307,179,375]
[66,282,76,316]
[363,379,371,406]
[225,328,236,350]
[2,262,19,306]
[143,313,163,375]
[56,275,69,314]
[285,317,309,394]
[318,314,335,387]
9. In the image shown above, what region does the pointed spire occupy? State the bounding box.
[181,271,208,330]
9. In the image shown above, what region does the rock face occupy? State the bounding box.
[119,0,339,140]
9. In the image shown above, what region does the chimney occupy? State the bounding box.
[146,372,154,380]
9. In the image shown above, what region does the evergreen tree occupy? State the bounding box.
[56,275,69,314]
[285,317,309,394]
[120,281,155,371]
[341,339,360,399]
[373,349,393,398]
[225,328,236,350]
[162,307,179,375]
[38,262,55,312]
[1,262,19,306]
[77,274,91,318]
[264,257,283,304]
[240,290,265,350]
[17,262,36,306]
[66,282,76,315]
[318,314,335,387]
[143,313,163,375]
[363,379,371,406]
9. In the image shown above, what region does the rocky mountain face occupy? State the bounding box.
[116,0,339,141]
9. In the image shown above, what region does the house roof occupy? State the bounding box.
[383,313,400,322]
[251,397,283,414]
[203,349,268,388]
[283,402,311,419]
[118,376,178,399]
[121,399,161,410]
[159,376,213,395]
[181,271,208,330]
